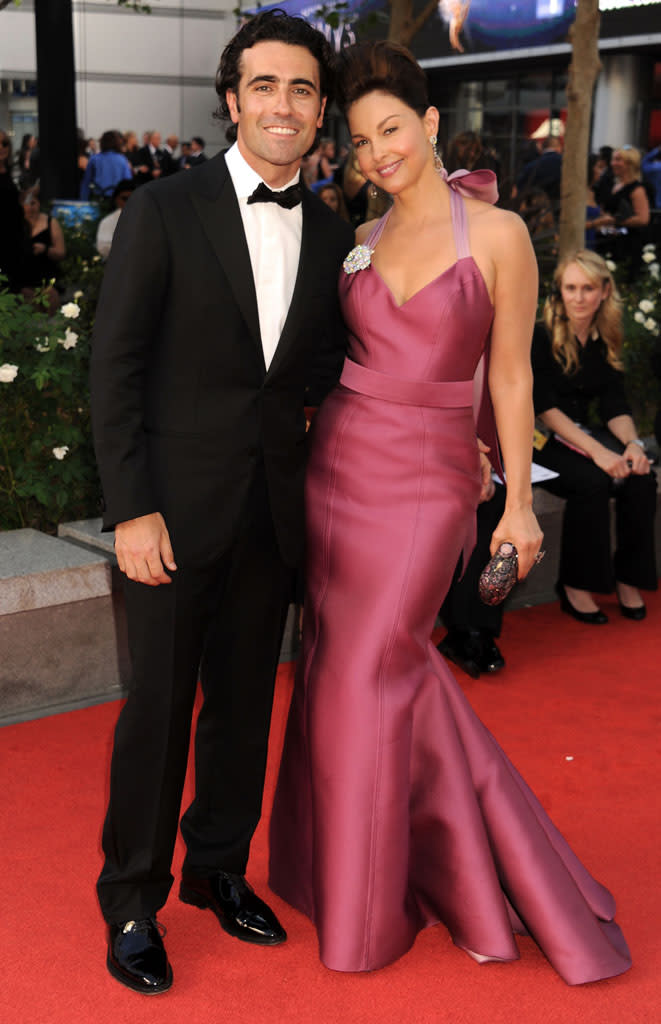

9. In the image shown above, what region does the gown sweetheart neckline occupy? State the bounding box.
[368,255,494,311]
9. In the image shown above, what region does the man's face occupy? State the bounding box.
[226,40,326,187]
[151,132,161,149]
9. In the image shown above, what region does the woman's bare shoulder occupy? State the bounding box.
[469,201,532,248]
[355,219,379,245]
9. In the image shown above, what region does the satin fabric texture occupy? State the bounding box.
[269,174,631,985]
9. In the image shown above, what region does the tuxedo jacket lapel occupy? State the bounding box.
[267,188,322,379]
[190,154,265,371]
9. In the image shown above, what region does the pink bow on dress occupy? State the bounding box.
[440,167,499,205]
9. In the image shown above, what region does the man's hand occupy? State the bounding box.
[115,512,177,586]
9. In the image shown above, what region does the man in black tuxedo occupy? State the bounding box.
[134,129,164,185]
[91,10,352,995]
[186,135,208,167]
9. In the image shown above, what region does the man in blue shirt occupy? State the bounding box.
[80,130,133,200]
[642,146,661,208]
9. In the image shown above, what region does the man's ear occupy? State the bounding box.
[317,96,327,130]
[226,90,240,125]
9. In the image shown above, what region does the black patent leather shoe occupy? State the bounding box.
[438,629,505,678]
[555,582,608,625]
[107,918,172,994]
[179,872,286,946]
[619,600,646,621]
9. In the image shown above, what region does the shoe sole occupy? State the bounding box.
[179,884,287,946]
[106,952,173,994]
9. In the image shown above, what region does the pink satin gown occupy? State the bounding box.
[269,172,631,985]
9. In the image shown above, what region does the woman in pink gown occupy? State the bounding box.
[269,41,631,986]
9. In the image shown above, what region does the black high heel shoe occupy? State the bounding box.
[555,582,608,625]
[618,602,646,621]
[615,583,647,620]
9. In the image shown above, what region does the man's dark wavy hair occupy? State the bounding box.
[215,9,335,143]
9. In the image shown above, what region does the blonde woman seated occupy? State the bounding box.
[532,250,657,623]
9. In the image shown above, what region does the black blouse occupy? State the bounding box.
[531,322,631,426]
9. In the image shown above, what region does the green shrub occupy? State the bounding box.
[0,266,104,532]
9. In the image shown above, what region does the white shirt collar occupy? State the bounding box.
[225,142,301,201]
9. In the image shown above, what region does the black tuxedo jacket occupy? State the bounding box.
[91,152,353,568]
[134,145,163,183]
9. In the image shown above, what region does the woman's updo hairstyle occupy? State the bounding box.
[336,41,429,118]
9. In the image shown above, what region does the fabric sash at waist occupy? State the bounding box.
[339,358,473,409]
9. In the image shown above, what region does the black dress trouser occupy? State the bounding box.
[533,433,657,593]
[441,483,507,636]
[97,466,293,923]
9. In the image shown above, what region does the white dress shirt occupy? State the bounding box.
[96,208,122,260]
[225,142,303,371]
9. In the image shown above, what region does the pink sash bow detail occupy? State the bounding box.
[440,167,499,206]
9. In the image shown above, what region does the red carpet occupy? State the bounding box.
[1,594,659,1024]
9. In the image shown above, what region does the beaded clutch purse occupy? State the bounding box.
[478,542,519,606]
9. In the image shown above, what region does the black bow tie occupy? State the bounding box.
[247,181,302,210]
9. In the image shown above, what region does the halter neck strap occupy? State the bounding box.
[365,207,392,249]
[449,189,469,260]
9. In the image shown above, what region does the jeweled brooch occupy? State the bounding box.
[342,244,374,275]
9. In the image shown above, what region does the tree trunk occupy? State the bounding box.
[557,0,601,260]
[34,0,79,201]
[388,0,439,47]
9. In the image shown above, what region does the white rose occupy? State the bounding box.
[52,446,70,460]
[58,328,78,350]
[73,290,83,300]
[0,363,19,383]
[35,340,50,353]
[644,317,658,331]
[643,242,656,252]
[606,259,616,272]
[61,301,80,319]
[639,299,654,313]
[650,263,660,277]
[634,311,645,323]
[642,251,655,264]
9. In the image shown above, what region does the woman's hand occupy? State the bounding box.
[491,505,543,579]
[592,444,632,478]
[624,441,651,475]
[33,242,46,255]
[477,438,495,503]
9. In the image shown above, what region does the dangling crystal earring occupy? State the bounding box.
[429,135,444,174]
[368,183,378,199]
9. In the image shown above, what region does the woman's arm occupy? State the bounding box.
[617,184,650,228]
[48,217,66,262]
[486,212,543,577]
[539,407,631,477]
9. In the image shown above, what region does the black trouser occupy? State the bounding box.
[533,433,657,594]
[441,484,507,636]
[97,467,293,924]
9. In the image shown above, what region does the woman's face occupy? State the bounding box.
[611,151,628,179]
[560,262,608,325]
[319,187,339,212]
[347,91,436,196]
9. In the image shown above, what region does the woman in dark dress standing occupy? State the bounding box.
[532,249,657,623]
[20,184,66,312]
